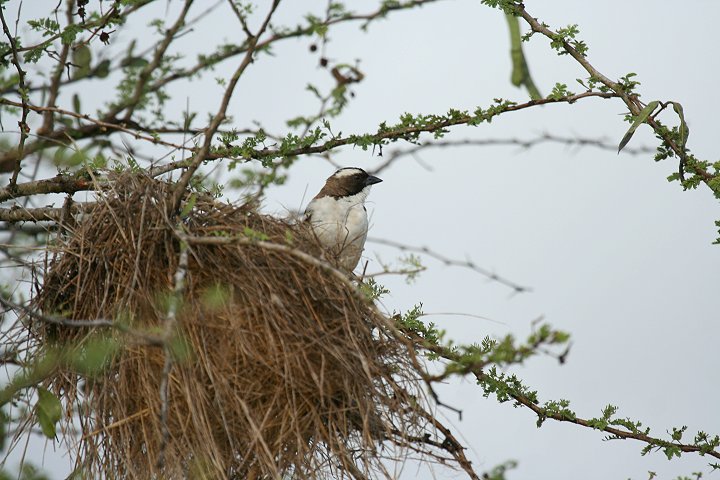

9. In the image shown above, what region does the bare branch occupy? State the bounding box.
[0,174,98,203]
[368,237,530,293]
[0,205,72,223]
[0,296,164,346]
[0,98,193,155]
[373,134,656,174]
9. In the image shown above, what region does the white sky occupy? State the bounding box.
[2,1,719,478]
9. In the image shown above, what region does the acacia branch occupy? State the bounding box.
[158,91,617,173]
[407,329,720,462]
[0,93,619,203]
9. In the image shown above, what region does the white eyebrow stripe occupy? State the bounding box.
[333,168,365,178]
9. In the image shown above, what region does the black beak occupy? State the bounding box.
[365,175,382,186]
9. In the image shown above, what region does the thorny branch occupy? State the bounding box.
[0,1,717,477]
[211,92,617,163]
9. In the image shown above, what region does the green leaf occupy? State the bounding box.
[93,59,111,78]
[618,101,659,153]
[180,193,197,218]
[121,56,149,68]
[36,387,62,439]
[72,337,119,376]
[72,93,81,113]
[671,101,689,151]
[169,334,193,363]
[201,283,231,310]
[72,45,92,79]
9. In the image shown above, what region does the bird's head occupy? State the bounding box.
[315,167,382,199]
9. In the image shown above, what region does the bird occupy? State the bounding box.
[305,167,382,271]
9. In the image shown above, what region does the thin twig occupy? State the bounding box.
[372,134,656,174]
[0,5,30,186]
[117,0,194,122]
[155,233,189,471]
[227,0,253,38]
[0,98,192,154]
[38,0,74,135]
[0,296,164,346]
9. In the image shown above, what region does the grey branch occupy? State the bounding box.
[367,237,530,293]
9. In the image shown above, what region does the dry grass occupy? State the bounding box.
[33,173,432,479]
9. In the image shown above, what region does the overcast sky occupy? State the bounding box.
[3,1,719,478]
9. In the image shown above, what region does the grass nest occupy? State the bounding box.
[33,173,430,479]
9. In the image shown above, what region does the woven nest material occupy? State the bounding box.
[35,173,428,479]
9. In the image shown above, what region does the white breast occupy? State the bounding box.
[306,190,370,271]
